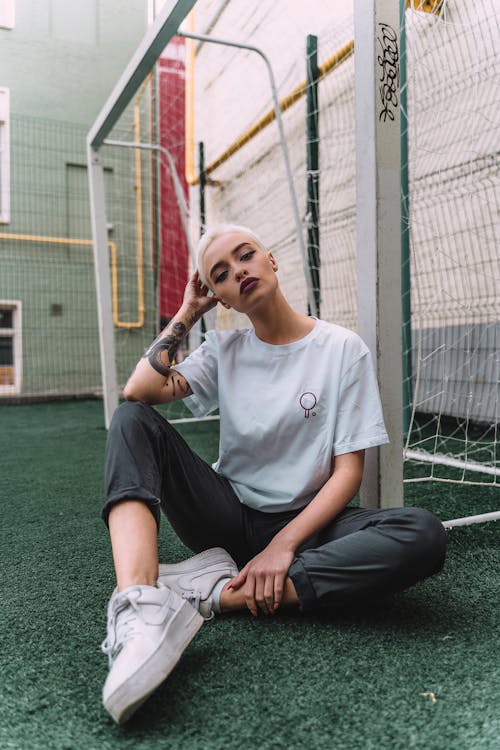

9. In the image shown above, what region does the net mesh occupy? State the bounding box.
[190,0,499,484]
[2,0,499,480]
[0,117,101,398]
[403,0,499,485]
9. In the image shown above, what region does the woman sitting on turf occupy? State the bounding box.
[100,223,447,724]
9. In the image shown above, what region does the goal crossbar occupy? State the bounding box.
[88,0,197,150]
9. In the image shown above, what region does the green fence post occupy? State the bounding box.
[152,66,161,335]
[199,141,206,235]
[306,34,320,317]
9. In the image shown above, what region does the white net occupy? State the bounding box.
[191,2,357,330]
[190,0,499,486]
[0,117,102,400]
[403,0,499,486]
[91,0,499,481]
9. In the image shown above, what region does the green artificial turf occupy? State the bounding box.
[0,400,499,750]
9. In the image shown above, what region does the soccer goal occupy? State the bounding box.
[88,0,499,523]
[401,0,499,503]
[87,0,317,428]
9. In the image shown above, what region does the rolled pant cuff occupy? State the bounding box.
[101,487,161,529]
[289,556,317,612]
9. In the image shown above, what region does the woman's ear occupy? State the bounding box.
[220,300,231,310]
[268,252,278,272]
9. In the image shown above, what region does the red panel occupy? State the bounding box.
[158,37,189,321]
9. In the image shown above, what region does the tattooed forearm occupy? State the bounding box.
[170,375,190,397]
[142,322,187,377]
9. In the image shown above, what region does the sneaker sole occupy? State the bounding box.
[103,599,204,724]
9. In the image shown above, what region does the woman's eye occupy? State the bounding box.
[215,270,227,284]
[241,250,255,261]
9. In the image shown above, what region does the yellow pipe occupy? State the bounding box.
[0,79,152,330]
[406,0,443,12]
[108,74,150,329]
[108,240,123,327]
[0,232,95,246]
[128,80,148,329]
[0,232,136,330]
[185,1,440,186]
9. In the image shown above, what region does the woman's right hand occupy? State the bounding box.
[181,270,220,321]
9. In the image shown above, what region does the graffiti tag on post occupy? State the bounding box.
[377,22,399,122]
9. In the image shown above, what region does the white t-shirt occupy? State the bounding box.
[174,319,389,512]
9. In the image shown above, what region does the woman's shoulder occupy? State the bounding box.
[316,319,368,350]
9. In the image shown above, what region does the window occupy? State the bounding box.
[0,1,15,29]
[0,301,22,394]
[0,87,9,224]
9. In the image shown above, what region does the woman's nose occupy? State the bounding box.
[235,268,248,282]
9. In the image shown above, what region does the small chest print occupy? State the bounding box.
[299,392,317,418]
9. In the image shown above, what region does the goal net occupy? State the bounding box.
[187,1,499,490]
[402,1,499,490]
[88,0,499,508]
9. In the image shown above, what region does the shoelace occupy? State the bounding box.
[101,589,142,664]
[182,590,214,622]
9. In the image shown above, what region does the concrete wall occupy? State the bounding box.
[0,0,152,398]
[1,0,147,124]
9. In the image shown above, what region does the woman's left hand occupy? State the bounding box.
[228,541,295,616]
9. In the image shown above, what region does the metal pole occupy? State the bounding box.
[104,139,204,350]
[198,141,207,337]
[87,0,196,427]
[87,146,119,428]
[355,0,404,508]
[103,139,195,264]
[306,34,320,318]
[88,0,197,149]
[178,30,318,319]
[400,0,412,438]
[199,141,206,235]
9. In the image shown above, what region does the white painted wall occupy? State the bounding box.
[188,0,499,337]
[190,0,356,329]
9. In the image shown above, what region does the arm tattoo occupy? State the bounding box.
[170,375,190,397]
[142,322,187,377]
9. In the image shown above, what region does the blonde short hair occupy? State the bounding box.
[196,223,267,287]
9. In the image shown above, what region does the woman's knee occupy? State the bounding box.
[401,507,447,573]
[105,402,163,473]
[109,400,155,434]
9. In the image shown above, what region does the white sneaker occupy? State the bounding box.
[101,584,203,724]
[158,548,238,620]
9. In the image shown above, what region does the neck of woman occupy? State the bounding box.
[248,288,315,345]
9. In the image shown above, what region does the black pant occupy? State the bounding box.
[103,402,447,611]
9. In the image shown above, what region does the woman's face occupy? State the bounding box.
[203,232,278,314]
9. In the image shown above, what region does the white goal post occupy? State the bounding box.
[87,0,317,428]
[87,0,198,428]
[87,0,498,526]
[86,0,404,509]
[354,0,404,508]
